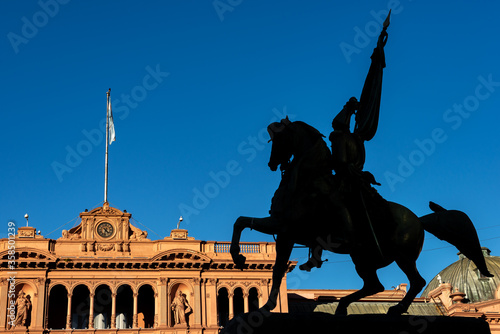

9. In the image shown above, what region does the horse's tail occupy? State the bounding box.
[420,201,493,278]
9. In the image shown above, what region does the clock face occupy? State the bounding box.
[97,222,114,238]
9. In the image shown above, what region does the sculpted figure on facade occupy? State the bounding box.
[14,291,31,327]
[171,291,191,326]
[130,224,148,240]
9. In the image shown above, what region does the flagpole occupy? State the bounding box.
[104,88,110,203]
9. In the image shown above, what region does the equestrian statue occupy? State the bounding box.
[229,11,493,316]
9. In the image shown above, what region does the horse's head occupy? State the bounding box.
[267,118,328,172]
[267,118,294,172]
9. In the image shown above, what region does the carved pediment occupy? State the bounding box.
[59,203,149,244]
[0,248,57,262]
[87,205,124,216]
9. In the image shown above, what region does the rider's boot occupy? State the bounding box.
[299,247,325,271]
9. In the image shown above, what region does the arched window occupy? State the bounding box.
[71,285,90,329]
[233,287,244,317]
[138,285,155,328]
[248,287,259,312]
[116,285,133,329]
[48,285,68,329]
[94,285,112,329]
[217,288,229,327]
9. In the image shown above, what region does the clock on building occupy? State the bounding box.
[96,222,114,238]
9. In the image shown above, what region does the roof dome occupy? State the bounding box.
[421,248,500,303]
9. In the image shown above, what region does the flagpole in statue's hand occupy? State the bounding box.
[354,9,391,142]
[378,9,391,48]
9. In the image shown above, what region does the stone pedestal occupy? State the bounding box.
[222,312,491,334]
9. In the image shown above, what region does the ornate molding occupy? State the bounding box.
[18,227,36,238]
[208,278,217,285]
[97,243,115,251]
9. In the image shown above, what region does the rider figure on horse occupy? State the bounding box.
[299,97,382,271]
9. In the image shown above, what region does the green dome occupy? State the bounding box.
[421,248,500,303]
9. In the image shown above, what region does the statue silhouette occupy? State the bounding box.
[230,119,492,315]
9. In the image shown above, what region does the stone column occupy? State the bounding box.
[206,279,217,327]
[111,292,117,329]
[259,278,270,305]
[257,291,263,309]
[167,286,172,327]
[154,292,159,328]
[66,293,72,329]
[122,218,128,239]
[158,278,168,328]
[192,278,201,325]
[243,292,249,313]
[260,279,269,307]
[34,278,47,330]
[133,292,138,328]
[228,292,234,320]
[201,279,207,326]
[0,278,8,329]
[89,293,95,329]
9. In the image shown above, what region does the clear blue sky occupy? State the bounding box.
[2,0,500,291]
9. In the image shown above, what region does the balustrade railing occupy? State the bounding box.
[214,242,260,253]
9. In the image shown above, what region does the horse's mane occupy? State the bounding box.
[290,121,325,141]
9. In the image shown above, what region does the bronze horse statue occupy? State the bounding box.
[230,119,492,316]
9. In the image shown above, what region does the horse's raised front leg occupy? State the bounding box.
[230,216,280,269]
[262,235,294,311]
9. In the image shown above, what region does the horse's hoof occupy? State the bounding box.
[387,304,406,316]
[232,254,247,269]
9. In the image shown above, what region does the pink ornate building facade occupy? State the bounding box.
[0,203,292,334]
